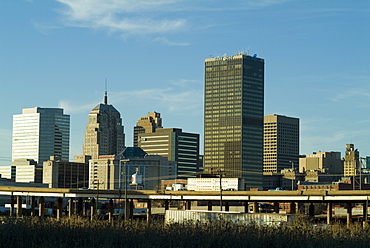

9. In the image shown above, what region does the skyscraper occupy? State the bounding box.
[82,92,125,159]
[133,112,162,147]
[263,114,299,173]
[12,107,70,165]
[204,53,264,189]
[343,144,359,177]
[138,128,200,178]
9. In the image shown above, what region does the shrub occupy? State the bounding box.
[0,217,369,247]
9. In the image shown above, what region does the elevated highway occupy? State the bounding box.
[1,186,368,226]
[1,186,370,202]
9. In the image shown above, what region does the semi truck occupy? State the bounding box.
[165,183,187,191]
[268,187,289,191]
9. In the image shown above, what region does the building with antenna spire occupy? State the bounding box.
[82,90,125,159]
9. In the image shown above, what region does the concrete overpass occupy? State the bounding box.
[1,186,368,226]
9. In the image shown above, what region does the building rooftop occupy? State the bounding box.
[91,103,119,113]
[122,147,147,159]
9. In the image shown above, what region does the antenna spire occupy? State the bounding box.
[104,78,108,105]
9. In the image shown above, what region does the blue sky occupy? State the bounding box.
[1,0,369,165]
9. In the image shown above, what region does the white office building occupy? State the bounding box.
[12,107,70,166]
[187,178,245,191]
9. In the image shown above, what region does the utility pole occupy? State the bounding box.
[289,161,294,191]
[124,161,128,220]
[218,169,223,211]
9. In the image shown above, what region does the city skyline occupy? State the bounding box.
[1,0,369,165]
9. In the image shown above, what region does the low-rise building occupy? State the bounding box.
[43,156,90,188]
[299,151,343,174]
[89,147,177,190]
[0,166,15,181]
[187,178,245,191]
[12,159,42,183]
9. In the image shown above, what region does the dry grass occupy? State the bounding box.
[0,217,369,248]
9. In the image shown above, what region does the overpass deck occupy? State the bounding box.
[1,186,369,202]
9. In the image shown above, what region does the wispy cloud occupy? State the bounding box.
[58,100,97,114]
[154,37,190,46]
[247,0,290,8]
[326,77,370,109]
[301,126,370,155]
[33,21,63,35]
[55,0,187,35]
[329,89,370,102]
[59,84,203,116]
[168,79,202,87]
[51,0,291,40]
[112,87,203,113]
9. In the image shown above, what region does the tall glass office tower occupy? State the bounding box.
[12,107,70,165]
[204,54,264,189]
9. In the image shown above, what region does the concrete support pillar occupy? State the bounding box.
[297,202,305,214]
[68,199,74,218]
[77,198,83,216]
[186,201,191,210]
[208,201,212,211]
[180,201,185,210]
[16,196,22,217]
[146,200,152,223]
[83,201,88,216]
[39,197,45,217]
[327,202,332,225]
[225,201,229,212]
[90,198,96,221]
[164,200,169,211]
[10,195,15,217]
[108,199,114,223]
[244,201,248,213]
[363,200,368,228]
[347,202,352,227]
[31,196,36,216]
[129,199,134,220]
[252,202,258,213]
[290,202,296,214]
[308,203,315,219]
[274,202,280,213]
[57,197,63,220]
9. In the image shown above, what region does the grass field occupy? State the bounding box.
[0,217,369,248]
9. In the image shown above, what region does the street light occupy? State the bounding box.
[124,161,128,220]
[93,179,101,213]
[218,169,223,211]
[289,161,294,191]
[117,150,128,220]
[119,159,128,220]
